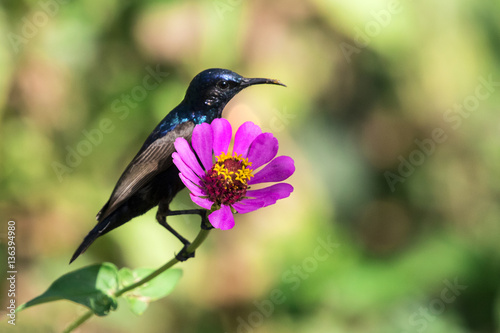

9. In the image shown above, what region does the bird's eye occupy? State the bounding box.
[217,80,230,90]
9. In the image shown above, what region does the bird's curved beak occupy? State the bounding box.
[241,77,287,87]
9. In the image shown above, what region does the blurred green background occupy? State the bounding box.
[1,0,500,332]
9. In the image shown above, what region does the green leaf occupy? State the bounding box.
[118,267,182,315]
[17,263,119,316]
[124,297,149,316]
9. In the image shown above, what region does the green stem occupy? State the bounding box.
[62,309,93,333]
[116,228,211,297]
[63,227,211,333]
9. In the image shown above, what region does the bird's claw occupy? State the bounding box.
[176,244,195,262]
[201,220,213,230]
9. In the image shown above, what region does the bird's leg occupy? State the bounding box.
[156,211,194,262]
[157,201,212,261]
[166,209,213,230]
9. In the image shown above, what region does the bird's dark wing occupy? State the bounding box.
[96,121,195,222]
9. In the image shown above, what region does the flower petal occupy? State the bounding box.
[172,152,201,186]
[174,137,205,177]
[190,193,213,210]
[248,156,295,185]
[233,183,293,214]
[246,183,294,205]
[246,133,278,169]
[179,173,205,197]
[208,205,235,230]
[232,199,266,214]
[192,123,213,171]
[211,118,232,156]
[233,122,262,158]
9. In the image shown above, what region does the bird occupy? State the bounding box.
[70,68,285,263]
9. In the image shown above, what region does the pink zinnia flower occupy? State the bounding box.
[172,118,295,230]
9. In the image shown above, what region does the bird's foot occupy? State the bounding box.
[201,219,213,230]
[200,212,213,230]
[175,244,195,262]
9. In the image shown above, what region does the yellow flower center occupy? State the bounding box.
[202,152,254,206]
[213,152,253,183]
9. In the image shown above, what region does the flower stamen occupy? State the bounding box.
[202,151,254,206]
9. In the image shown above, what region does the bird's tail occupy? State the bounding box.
[69,217,118,264]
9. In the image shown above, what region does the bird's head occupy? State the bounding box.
[184,68,285,112]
